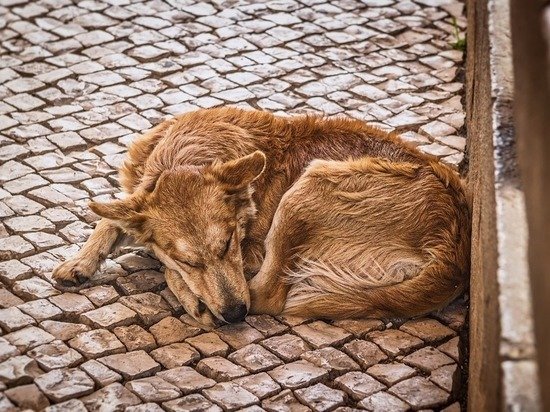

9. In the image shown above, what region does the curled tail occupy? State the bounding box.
[282,259,467,319]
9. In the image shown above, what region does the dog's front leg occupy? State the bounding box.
[248,252,290,316]
[248,216,299,316]
[164,269,218,328]
[249,177,312,316]
[53,218,121,286]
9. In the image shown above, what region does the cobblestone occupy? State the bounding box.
[79,359,122,387]
[151,343,200,369]
[81,382,141,412]
[334,371,386,400]
[0,355,42,386]
[28,340,83,371]
[4,383,50,410]
[98,350,160,380]
[197,356,249,382]
[389,376,451,409]
[0,0,468,409]
[34,368,95,402]
[68,329,125,359]
[295,383,347,412]
[157,366,216,395]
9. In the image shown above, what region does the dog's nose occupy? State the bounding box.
[221,303,248,323]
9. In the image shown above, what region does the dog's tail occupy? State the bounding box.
[282,258,466,319]
[282,161,470,320]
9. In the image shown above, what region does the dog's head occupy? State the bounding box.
[90,151,266,325]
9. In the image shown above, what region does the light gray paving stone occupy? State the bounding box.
[98,350,161,380]
[438,336,461,362]
[0,337,20,362]
[23,232,65,250]
[49,293,94,317]
[80,302,138,329]
[399,318,456,343]
[119,292,171,326]
[79,359,122,387]
[79,285,119,306]
[402,346,455,372]
[0,355,42,385]
[28,340,83,371]
[113,324,157,352]
[389,376,450,409]
[301,347,360,376]
[35,368,95,402]
[19,253,60,280]
[261,333,311,362]
[268,360,328,389]
[366,362,417,386]
[197,356,249,382]
[17,299,62,322]
[0,236,35,260]
[163,394,223,412]
[126,403,165,412]
[358,391,410,412]
[342,340,388,368]
[295,383,347,412]
[40,320,91,341]
[334,371,386,401]
[44,399,87,412]
[0,260,32,285]
[367,329,424,357]
[262,389,310,412]
[151,342,201,369]
[332,319,385,338]
[115,269,165,295]
[186,332,230,357]
[81,382,142,411]
[0,307,36,332]
[0,161,33,183]
[228,343,284,373]
[234,372,282,400]
[4,325,55,351]
[430,363,461,394]
[203,381,260,411]
[157,366,216,394]
[126,376,181,402]
[69,328,126,359]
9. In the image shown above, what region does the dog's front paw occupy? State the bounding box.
[52,259,97,287]
[249,277,286,316]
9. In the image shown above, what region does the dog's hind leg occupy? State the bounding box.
[52,218,122,287]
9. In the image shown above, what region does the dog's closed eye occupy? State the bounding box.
[221,231,233,257]
[178,259,203,270]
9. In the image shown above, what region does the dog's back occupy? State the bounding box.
[120,107,434,193]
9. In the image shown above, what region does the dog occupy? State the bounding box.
[53,107,470,326]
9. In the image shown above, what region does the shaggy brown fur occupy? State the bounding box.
[52,107,470,326]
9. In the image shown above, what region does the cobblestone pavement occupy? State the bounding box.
[0,0,468,411]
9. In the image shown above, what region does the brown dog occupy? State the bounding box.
[52,107,470,326]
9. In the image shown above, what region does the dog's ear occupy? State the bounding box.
[212,151,266,188]
[89,197,146,231]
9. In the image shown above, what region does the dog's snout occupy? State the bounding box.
[221,303,248,323]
